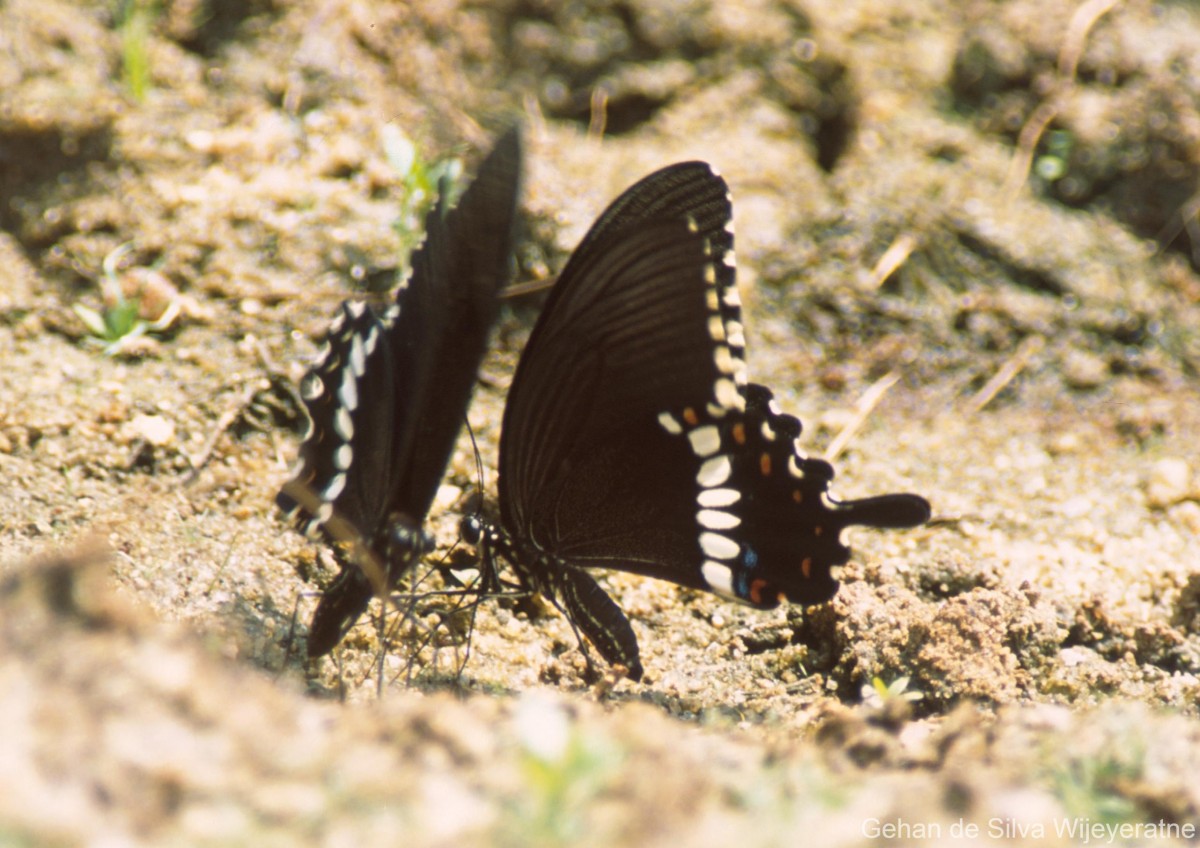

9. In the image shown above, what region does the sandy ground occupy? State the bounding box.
[2,0,1200,844]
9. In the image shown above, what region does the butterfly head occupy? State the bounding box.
[381,513,434,581]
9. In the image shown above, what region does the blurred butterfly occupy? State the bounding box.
[278,127,521,657]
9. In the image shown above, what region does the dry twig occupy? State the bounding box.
[969,334,1046,412]
[1001,0,1121,202]
[824,371,901,463]
[868,233,919,289]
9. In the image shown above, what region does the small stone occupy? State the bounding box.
[1173,501,1200,535]
[1047,431,1081,455]
[1145,457,1191,509]
[1059,495,1092,519]
[1062,350,1108,389]
[126,413,176,447]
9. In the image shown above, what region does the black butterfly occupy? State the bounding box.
[472,162,930,681]
[278,127,522,658]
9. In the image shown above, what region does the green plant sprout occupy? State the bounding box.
[1050,752,1140,826]
[115,0,158,102]
[73,243,180,355]
[382,126,461,287]
[861,675,925,708]
[502,694,623,846]
[1034,129,1074,183]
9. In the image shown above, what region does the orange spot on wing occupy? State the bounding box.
[749,579,780,606]
[683,407,699,426]
[760,453,771,476]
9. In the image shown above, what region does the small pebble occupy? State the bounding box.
[1062,350,1108,389]
[1145,457,1191,509]
[1173,501,1200,535]
[126,413,176,447]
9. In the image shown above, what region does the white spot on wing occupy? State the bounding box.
[700,531,740,561]
[725,320,746,348]
[323,473,346,502]
[697,454,732,487]
[698,487,741,508]
[701,561,734,596]
[714,378,742,410]
[658,412,683,435]
[363,325,380,356]
[787,455,803,478]
[333,444,353,470]
[339,369,359,411]
[698,509,740,530]
[334,406,354,441]
[349,332,366,376]
[688,425,721,457]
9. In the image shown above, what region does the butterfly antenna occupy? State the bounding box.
[375,628,386,699]
[462,417,505,597]
[465,416,487,503]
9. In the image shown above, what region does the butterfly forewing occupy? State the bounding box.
[398,128,522,517]
[577,162,734,259]
[499,220,727,539]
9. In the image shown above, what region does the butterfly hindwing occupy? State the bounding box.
[679,382,931,609]
[278,301,406,542]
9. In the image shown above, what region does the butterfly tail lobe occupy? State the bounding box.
[832,492,931,531]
